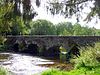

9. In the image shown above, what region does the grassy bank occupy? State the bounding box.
[42,67,100,75]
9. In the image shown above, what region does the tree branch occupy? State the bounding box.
[48,0,92,6]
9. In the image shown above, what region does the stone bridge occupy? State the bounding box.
[5,35,100,58]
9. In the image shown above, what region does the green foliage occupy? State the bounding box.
[71,43,100,69]
[81,27,93,35]
[60,53,66,62]
[0,67,9,75]
[0,36,6,44]
[42,69,67,75]
[56,22,73,35]
[95,29,100,36]
[47,0,100,22]
[73,23,94,35]
[42,42,100,75]
[9,16,29,35]
[56,22,95,36]
[42,67,100,75]
[0,2,13,34]
[0,0,35,35]
[0,45,7,51]
[0,36,7,52]
[30,19,56,35]
[3,0,37,22]
[73,23,82,35]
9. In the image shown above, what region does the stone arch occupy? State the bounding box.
[20,39,46,55]
[67,39,80,58]
[18,39,27,52]
[70,44,80,57]
[45,45,60,58]
[13,42,19,52]
[26,43,39,55]
[30,39,47,55]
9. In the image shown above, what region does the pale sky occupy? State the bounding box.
[31,0,100,29]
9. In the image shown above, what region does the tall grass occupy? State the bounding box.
[72,42,100,69]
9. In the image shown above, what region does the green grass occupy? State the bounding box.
[42,67,100,75]
[0,67,9,75]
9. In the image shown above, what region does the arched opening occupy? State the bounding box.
[46,45,60,59]
[13,43,19,52]
[27,43,39,55]
[66,43,80,61]
[70,45,80,57]
[39,45,47,56]
[19,40,27,52]
[68,40,80,57]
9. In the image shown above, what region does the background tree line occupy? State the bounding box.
[7,19,100,36]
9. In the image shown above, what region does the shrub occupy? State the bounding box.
[0,36,6,45]
[71,42,100,69]
[0,45,7,51]
[0,36,7,51]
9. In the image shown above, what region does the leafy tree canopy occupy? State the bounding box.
[3,0,100,22]
[56,22,73,35]
[30,19,56,35]
[45,0,100,22]
[2,0,38,22]
[0,0,39,35]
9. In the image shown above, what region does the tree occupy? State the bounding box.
[73,23,94,35]
[56,22,73,35]
[7,16,29,35]
[81,26,94,35]
[5,0,99,23]
[0,1,13,34]
[0,0,40,35]
[73,23,82,35]
[94,29,100,36]
[30,19,56,35]
[4,0,37,22]
[46,0,100,22]
[3,0,38,34]
[0,1,14,44]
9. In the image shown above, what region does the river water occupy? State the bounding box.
[0,53,55,75]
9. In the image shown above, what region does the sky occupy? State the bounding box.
[31,0,100,29]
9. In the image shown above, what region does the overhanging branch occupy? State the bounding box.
[48,0,92,6]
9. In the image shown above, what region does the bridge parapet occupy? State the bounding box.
[5,35,100,48]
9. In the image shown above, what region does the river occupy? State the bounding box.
[0,53,55,75]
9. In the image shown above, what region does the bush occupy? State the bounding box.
[0,36,7,51]
[71,42,100,69]
[0,45,7,51]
